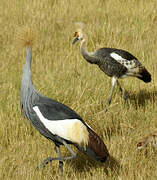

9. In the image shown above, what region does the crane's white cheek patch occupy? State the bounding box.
[110,52,136,69]
[33,106,89,147]
[137,145,144,150]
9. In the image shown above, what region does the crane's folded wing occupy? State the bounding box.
[32,103,89,145]
[34,99,83,121]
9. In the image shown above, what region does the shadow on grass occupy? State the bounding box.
[127,89,157,108]
[65,153,121,176]
[104,155,121,175]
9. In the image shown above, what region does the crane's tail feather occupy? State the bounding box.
[76,127,109,162]
[86,128,109,162]
[15,27,36,48]
[137,67,151,83]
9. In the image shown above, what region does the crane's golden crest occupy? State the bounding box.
[15,27,36,48]
[75,22,85,30]
[74,31,78,37]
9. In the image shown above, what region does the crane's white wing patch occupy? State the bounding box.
[110,52,136,69]
[33,106,89,147]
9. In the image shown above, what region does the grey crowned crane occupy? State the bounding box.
[72,23,151,112]
[20,29,109,176]
[137,132,157,149]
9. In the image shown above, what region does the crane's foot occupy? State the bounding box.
[36,157,54,170]
[122,92,127,101]
[59,161,63,177]
[36,158,64,177]
[104,107,108,113]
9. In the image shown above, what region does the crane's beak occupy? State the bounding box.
[72,37,79,44]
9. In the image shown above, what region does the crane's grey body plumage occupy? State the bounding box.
[73,31,151,112]
[20,47,109,175]
[81,47,145,79]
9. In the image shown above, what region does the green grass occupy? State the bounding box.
[0,0,157,179]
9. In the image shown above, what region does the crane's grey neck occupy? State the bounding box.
[80,39,97,64]
[21,47,35,90]
[20,47,38,107]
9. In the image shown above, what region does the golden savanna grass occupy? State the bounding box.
[0,0,157,179]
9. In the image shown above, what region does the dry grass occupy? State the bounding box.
[0,0,157,179]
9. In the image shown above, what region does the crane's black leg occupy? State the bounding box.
[36,140,77,173]
[105,77,117,112]
[56,146,63,176]
[116,80,127,101]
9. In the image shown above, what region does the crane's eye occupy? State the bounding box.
[74,32,78,37]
